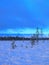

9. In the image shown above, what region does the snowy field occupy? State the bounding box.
[0,40,49,65]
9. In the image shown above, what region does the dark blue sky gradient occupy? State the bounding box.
[0,0,49,33]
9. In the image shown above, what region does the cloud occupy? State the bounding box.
[0,28,36,34]
[0,28,49,34]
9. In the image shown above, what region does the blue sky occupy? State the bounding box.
[0,0,49,34]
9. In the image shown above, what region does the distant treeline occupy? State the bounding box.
[0,36,49,40]
[0,36,30,40]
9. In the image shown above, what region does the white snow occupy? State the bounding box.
[0,40,49,65]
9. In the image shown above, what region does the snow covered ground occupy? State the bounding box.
[0,40,49,65]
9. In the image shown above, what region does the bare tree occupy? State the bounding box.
[40,28,43,37]
[35,27,39,43]
[11,40,16,49]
